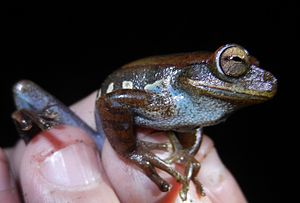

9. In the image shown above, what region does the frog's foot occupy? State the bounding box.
[129,140,185,193]
[165,132,205,200]
[12,80,102,148]
[12,108,60,143]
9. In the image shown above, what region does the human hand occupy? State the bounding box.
[1,91,248,203]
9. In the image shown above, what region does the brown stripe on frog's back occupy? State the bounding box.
[121,52,211,70]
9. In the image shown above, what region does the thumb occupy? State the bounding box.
[16,126,119,203]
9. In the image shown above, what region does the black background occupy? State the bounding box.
[2,3,297,203]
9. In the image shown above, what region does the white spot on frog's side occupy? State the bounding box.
[122,81,133,89]
[106,83,114,93]
[144,78,170,93]
[96,89,102,99]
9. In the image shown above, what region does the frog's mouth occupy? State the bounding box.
[186,79,277,104]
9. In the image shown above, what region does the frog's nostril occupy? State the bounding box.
[263,72,274,82]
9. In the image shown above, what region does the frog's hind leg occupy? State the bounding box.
[165,129,205,199]
[96,89,188,195]
[131,140,185,192]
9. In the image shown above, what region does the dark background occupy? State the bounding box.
[2,3,297,203]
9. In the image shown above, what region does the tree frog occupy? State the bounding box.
[12,44,277,201]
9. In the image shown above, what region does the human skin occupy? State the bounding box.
[0,92,248,203]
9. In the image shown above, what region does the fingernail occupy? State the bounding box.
[40,142,101,187]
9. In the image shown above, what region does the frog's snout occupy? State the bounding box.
[263,71,278,99]
[245,65,277,100]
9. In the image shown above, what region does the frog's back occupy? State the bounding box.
[122,52,211,70]
[100,51,211,95]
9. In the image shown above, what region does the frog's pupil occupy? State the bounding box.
[230,56,243,62]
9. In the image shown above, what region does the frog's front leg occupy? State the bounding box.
[166,130,205,199]
[96,89,186,193]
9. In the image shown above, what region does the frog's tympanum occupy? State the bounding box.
[12,44,277,200]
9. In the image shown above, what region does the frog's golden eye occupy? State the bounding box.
[216,44,250,78]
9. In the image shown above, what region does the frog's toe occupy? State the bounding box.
[164,132,205,199]
[164,149,205,199]
[128,141,185,193]
[182,157,205,199]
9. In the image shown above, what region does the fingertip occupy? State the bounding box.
[18,126,119,203]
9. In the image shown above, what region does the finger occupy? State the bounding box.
[71,92,248,203]
[8,126,119,203]
[102,133,247,203]
[196,137,248,203]
[0,148,20,203]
